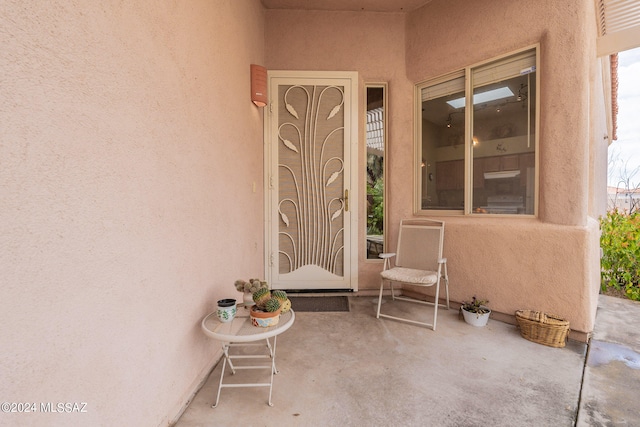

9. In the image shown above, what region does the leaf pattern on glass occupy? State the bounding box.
[286,103,299,119]
[327,104,341,120]
[283,139,299,153]
[331,207,343,222]
[277,84,347,276]
[326,171,340,187]
[279,211,290,227]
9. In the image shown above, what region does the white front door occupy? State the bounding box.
[265,71,358,291]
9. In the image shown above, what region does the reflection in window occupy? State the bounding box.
[420,74,465,210]
[417,48,537,216]
[471,51,536,214]
[366,86,385,259]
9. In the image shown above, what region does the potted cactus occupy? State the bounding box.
[233,279,291,326]
[272,290,291,313]
[234,278,268,308]
[250,292,282,327]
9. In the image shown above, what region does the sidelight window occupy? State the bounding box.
[365,84,386,259]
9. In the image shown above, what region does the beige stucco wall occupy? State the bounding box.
[1,1,265,425]
[2,1,610,424]
[406,0,604,334]
[266,0,606,335]
[266,9,413,287]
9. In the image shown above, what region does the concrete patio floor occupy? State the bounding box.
[578,295,640,426]
[175,295,639,427]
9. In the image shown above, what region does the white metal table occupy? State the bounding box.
[201,307,295,407]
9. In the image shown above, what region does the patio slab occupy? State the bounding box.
[175,296,587,426]
[577,295,640,426]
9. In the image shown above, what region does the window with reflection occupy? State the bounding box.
[417,47,537,215]
[366,85,386,258]
[419,73,466,210]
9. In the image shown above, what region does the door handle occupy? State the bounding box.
[343,189,349,212]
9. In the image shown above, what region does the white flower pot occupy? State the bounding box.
[243,292,255,309]
[461,307,491,327]
[216,299,237,323]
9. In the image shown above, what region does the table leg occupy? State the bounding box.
[212,343,230,408]
[267,336,277,406]
[211,337,282,408]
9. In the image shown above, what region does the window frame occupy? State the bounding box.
[414,45,540,217]
[364,82,388,261]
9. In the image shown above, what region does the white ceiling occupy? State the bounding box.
[261,0,433,12]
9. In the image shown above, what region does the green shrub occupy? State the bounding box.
[600,209,640,301]
[366,178,384,235]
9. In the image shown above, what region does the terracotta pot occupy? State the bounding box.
[249,305,282,327]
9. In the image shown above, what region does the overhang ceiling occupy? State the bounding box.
[262,0,639,54]
[261,0,433,12]
[596,0,640,56]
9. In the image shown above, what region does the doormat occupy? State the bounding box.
[288,296,350,312]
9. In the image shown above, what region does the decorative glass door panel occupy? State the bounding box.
[266,73,357,290]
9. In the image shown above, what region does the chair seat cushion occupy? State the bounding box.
[381,267,438,285]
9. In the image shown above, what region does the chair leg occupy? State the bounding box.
[444,276,450,309]
[443,263,450,309]
[432,281,440,331]
[376,279,385,319]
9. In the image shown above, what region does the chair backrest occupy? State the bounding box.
[395,219,444,271]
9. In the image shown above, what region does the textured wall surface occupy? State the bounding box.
[267,0,606,333]
[1,0,609,424]
[266,10,412,287]
[1,1,265,425]
[405,0,604,333]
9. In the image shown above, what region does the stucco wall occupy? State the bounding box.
[406,0,603,334]
[266,10,413,287]
[1,1,265,425]
[266,0,605,334]
[586,1,611,327]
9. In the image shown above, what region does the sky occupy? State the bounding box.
[608,46,640,189]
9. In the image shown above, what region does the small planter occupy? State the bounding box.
[242,292,254,309]
[461,306,491,327]
[216,299,237,323]
[250,305,282,327]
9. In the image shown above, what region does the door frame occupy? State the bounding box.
[263,70,359,291]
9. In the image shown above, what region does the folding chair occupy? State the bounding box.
[376,219,450,330]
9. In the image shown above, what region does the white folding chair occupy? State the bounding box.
[376,219,450,330]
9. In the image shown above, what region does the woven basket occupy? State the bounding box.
[515,310,570,348]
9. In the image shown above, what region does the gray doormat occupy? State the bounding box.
[288,296,350,312]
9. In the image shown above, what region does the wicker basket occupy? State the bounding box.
[515,310,570,348]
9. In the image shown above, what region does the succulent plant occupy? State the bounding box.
[234,279,247,292]
[272,290,288,301]
[234,278,268,294]
[461,296,490,314]
[253,287,271,307]
[249,278,267,293]
[264,298,281,313]
[271,290,291,313]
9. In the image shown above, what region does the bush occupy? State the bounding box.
[600,209,640,301]
[366,178,384,235]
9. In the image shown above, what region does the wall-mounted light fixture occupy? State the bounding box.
[250,64,267,107]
